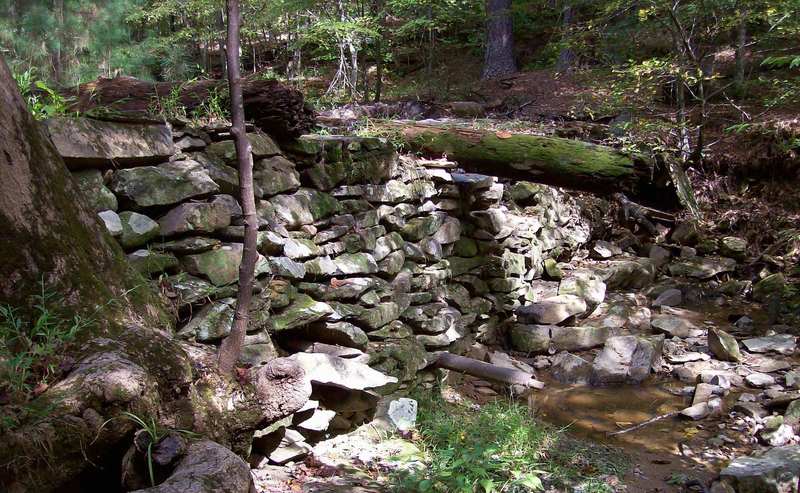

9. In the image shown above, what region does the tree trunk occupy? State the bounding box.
[0,56,310,491]
[372,0,385,102]
[555,3,575,71]
[69,76,316,140]
[218,0,260,376]
[392,123,694,209]
[734,12,747,98]
[481,0,517,79]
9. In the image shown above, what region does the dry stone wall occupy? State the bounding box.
[48,117,590,464]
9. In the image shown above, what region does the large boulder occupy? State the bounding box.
[111,160,219,208]
[719,445,800,493]
[753,273,786,302]
[130,440,253,493]
[551,326,609,351]
[45,117,174,169]
[591,334,664,385]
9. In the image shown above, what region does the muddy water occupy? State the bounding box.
[530,380,725,491]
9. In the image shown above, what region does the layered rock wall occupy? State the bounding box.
[48,117,590,462]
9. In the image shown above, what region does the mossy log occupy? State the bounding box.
[396,123,695,210]
[69,75,316,140]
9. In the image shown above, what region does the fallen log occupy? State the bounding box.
[69,75,316,139]
[434,352,545,389]
[392,122,697,210]
[606,410,680,437]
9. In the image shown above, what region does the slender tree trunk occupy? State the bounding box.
[734,12,747,98]
[481,0,517,79]
[556,2,575,71]
[373,0,385,102]
[218,0,259,375]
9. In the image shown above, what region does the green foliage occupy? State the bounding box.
[762,55,800,70]
[391,391,628,492]
[0,279,91,401]
[12,69,73,120]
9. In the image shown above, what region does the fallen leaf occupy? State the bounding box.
[495,131,513,139]
[33,382,49,396]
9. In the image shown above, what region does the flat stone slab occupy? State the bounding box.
[288,352,398,391]
[720,445,800,493]
[743,335,796,355]
[515,295,587,325]
[667,256,736,279]
[45,117,174,169]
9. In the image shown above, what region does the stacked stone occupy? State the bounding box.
[50,117,590,466]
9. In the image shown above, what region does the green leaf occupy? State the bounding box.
[479,478,495,493]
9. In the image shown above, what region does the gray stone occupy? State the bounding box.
[45,117,174,168]
[268,189,340,229]
[177,298,235,341]
[746,372,776,388]
[253,155,301,197]
[719,236,747,259]
[681,398,723,420]
[206,133,281,163]
[334,253,378,275]
[668,256,737,279]
[98,210,123,237]
[515,295,587,325]
[708,328,742,362]
[591,240,622,259]
[72,169,118,211]
[299,321,369,350]
[591,334,664,385]
[283,238,322,260]
[129,439,252,493]
[127,249,179,275]
[720,445,800,493]
[289,352,397,390]
[182,243,268,286]
[550,352,592,384]
[550,326,608,351]
[268,256,306,279]
[558,275,606,310]
[111,160,219,208]
[271,294,333,332]
[743,335,796,355]
[653,288,683,307]
[157,196,233,236]
[118,211,160,249]
[651,315,703,338]
[377,397,418,432]
[753,273,786,302]
[509,324,551,353]
[268,429,312,465]
[154,236,221,255]
[595,258,656,289]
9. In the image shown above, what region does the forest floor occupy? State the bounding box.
[253,67,800,492]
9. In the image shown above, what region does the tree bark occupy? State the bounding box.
[734,12,747,98]
[218,0,260,376]
[0,55,309,491]
[481,0,517,79]
[392,123,695,210]
[555,2,575,72]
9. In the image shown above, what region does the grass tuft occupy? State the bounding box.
[391,389,628,493]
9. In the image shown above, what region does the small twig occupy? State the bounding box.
[607,411,680,437]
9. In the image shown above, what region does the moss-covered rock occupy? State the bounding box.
[118,211,160,249]
[181,243,268,286]
[268,189,341,229]
[111,160,219,208]
[72,169,118,211]
[253,155,301,197]
[127,249,179,275]
[271,294,333,332]
[752,273,786,302]
[206,132,281,163]
[157,196,233,236]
